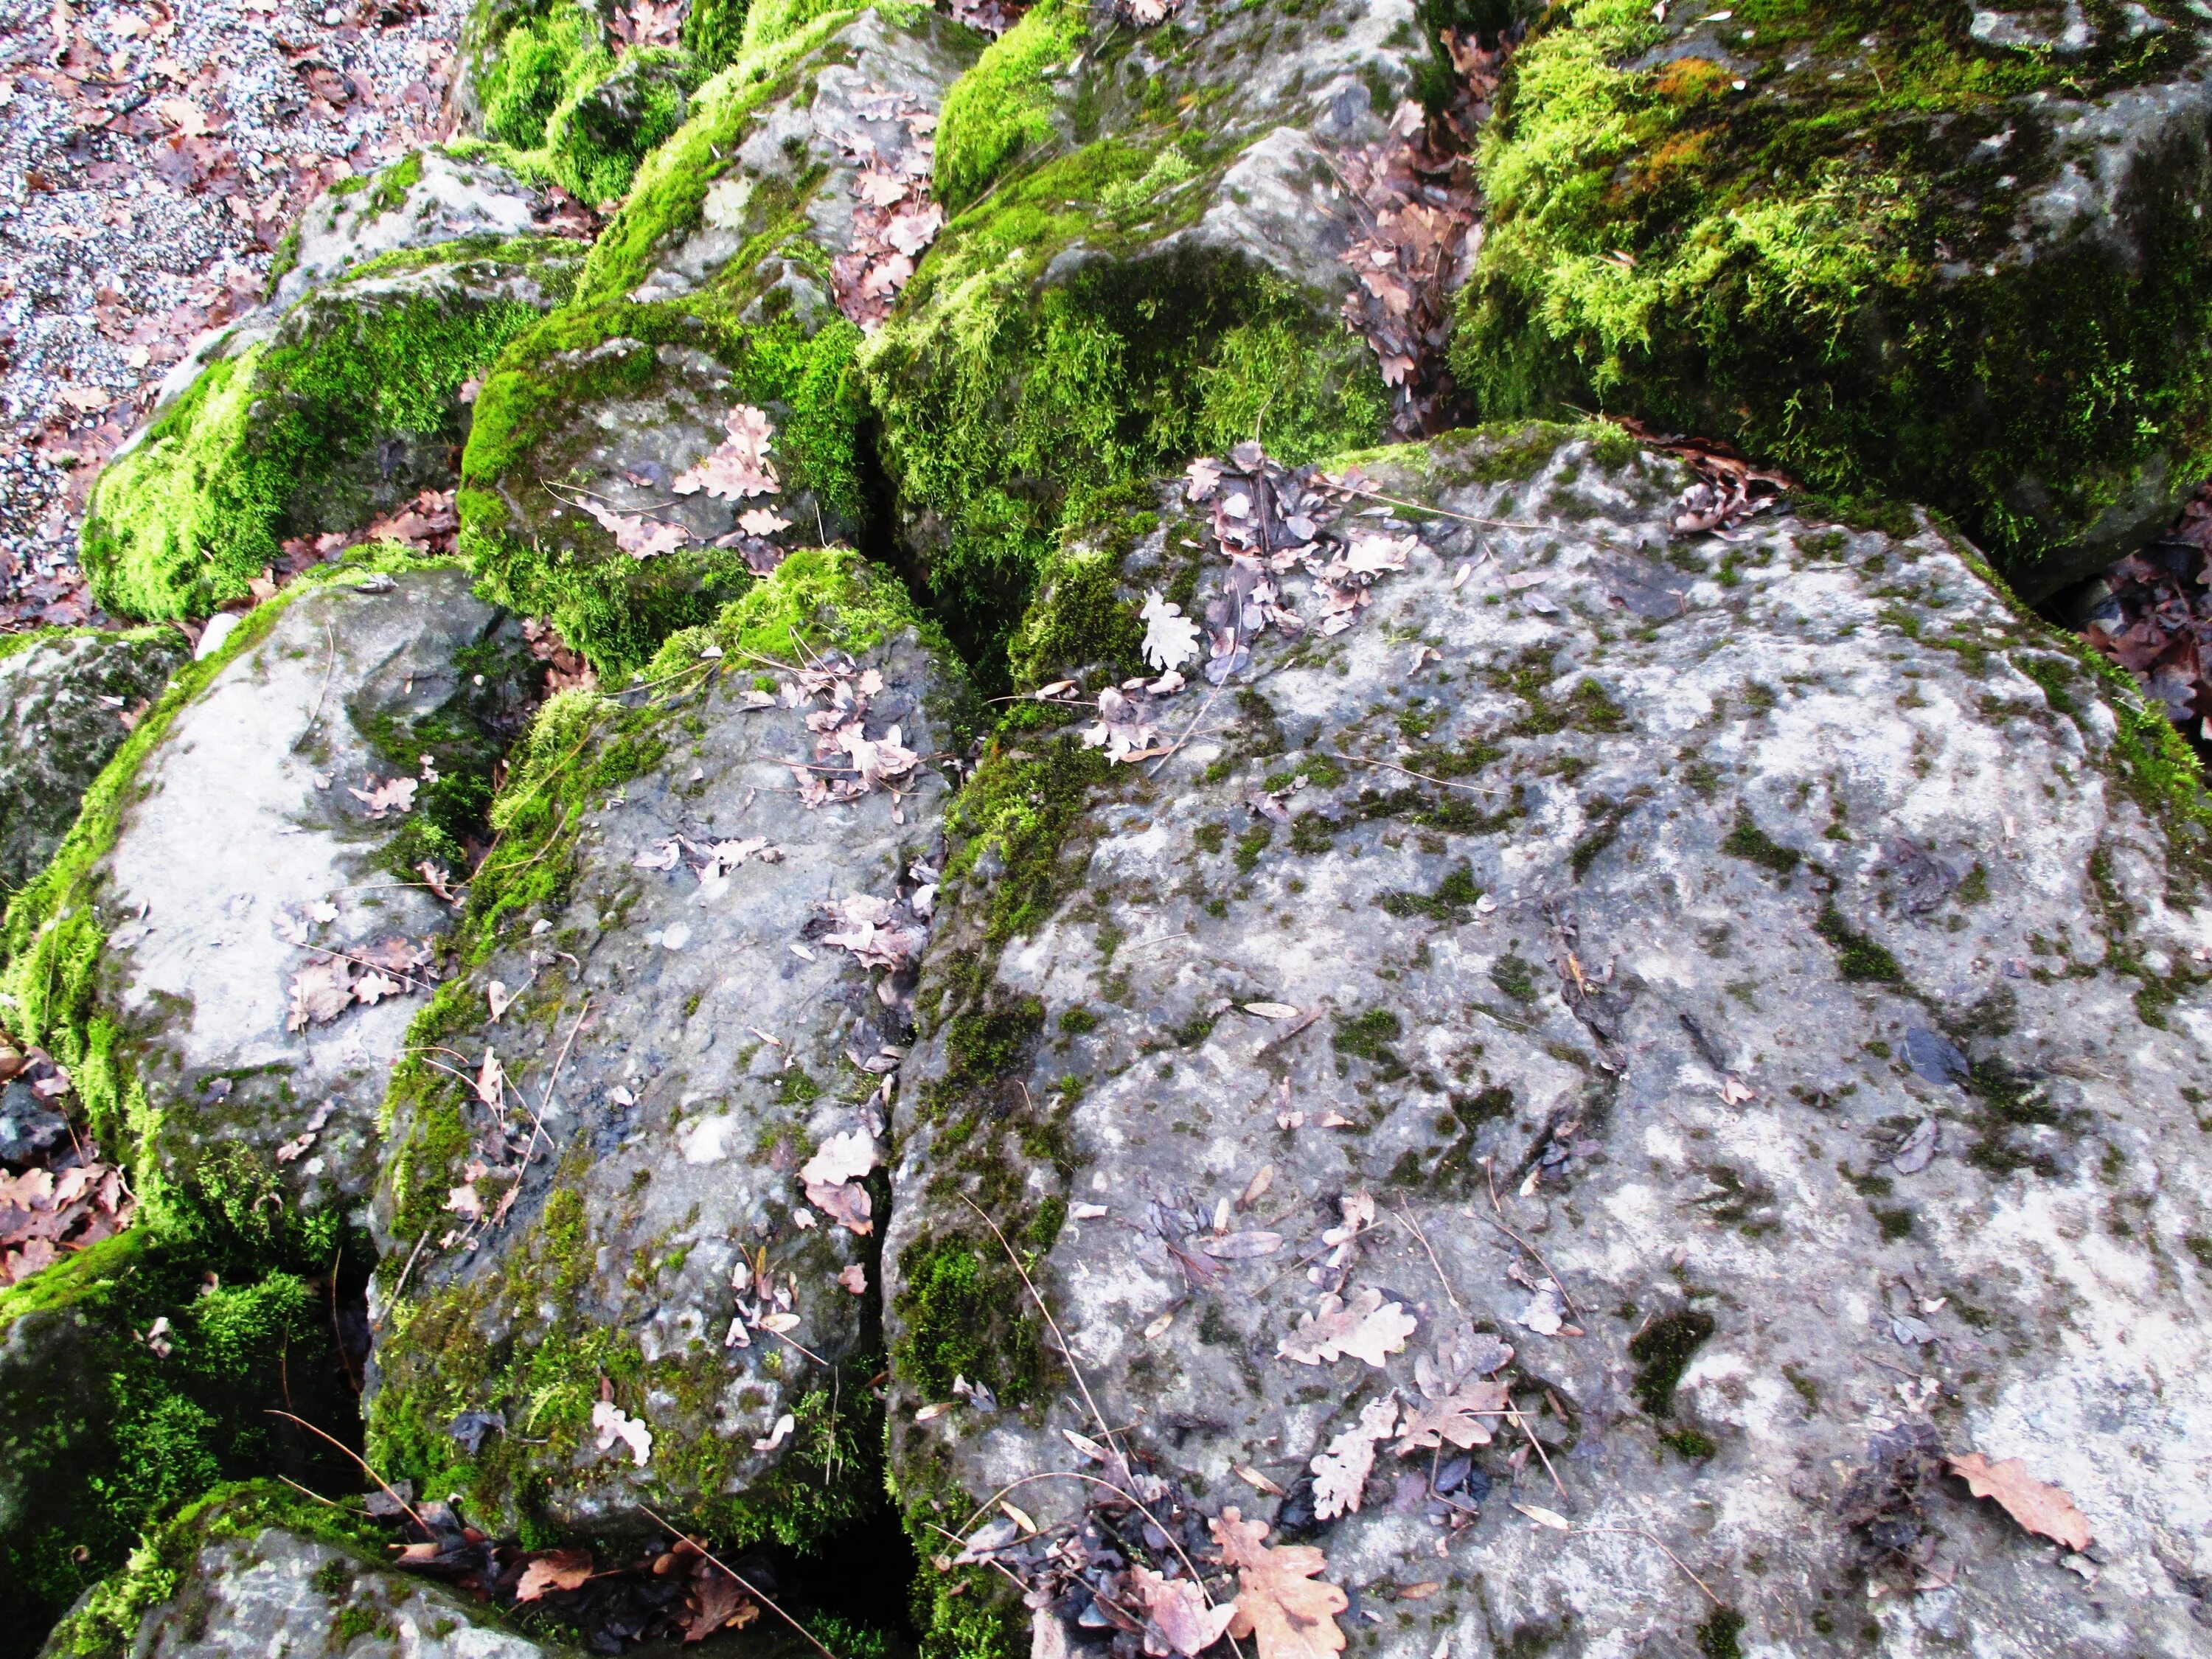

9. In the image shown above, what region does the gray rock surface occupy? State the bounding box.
[272,147,557,311]
[85,567,538,1221]
[55,1520,558,1659]
[0,628,189,904]
[366,552,975,1537]
[884,427,2212,1656]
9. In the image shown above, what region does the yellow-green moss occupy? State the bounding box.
[81,251,571,621]
[1456,0,2212,595]
[933,0,1087,208]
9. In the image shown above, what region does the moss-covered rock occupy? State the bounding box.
[269,147,558,310]
[457,5,978,678]
[0,628,189,910]
[1455,0,2212,599]
[367,549,975,1548]
[82,237,581,622]
[883,426,2212,1659]
[0,562,540,1255]
[35,1479,565,1659]
[860,0,1425,678]
[2,1242,362,1659]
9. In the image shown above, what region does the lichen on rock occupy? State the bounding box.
[366,547,976,1548]
[1457,0,2212,599]
[882,425,2212,1658]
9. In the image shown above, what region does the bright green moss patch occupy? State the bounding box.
[1,1242,362,1657]
[1459,0,2212,595]
[863,147,1387,675]
[933,0,1087,208]
[81,251,570,620]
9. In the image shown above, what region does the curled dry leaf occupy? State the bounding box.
[591,1399,653,1467]
[348,774,417,818]
[1130,1564,1239,1659]
[515,1548,594,1602]
[673,403,778,499]
[1947,1452,2093,1552]
[1140,588,1201,671]
[1210,1507,1347,1659]
[799,1128,878,1187]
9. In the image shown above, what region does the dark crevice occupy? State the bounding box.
[855,412,1019,700]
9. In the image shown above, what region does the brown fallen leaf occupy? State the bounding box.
[1947,1452,2093,1552]
[682,1565,759,1641]
[1131,1563,1239,1658]
[514,1547,594,1601]
[285,957,352,1031]
[1311,1395,1398,1520]
[1211,1506,1346,1659]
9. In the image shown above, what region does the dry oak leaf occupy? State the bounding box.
[1279,1287,1417,1368]
[349,774,417,818]
[1140,587,1201,671]
[515,1548,594,1602]
[674,403,779,499]
[683,1569,759,1643]
[799,1128,878,1187]
[1311,1394,1398,1520]
[1131,1564,1239,1659]
[1947,1452,2092,1552]
[1210,1507,1346,1659]
[285,957,352,1031]
[592,1399,653,1467]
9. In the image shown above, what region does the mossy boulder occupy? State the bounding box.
[2,1242,363,1659]
[82,237,582,622]
[0,628,189,908]
[270,147,559,310]
[883,428,2212,1658]
[1457,0,2212,600]
[456,5,977,678]
[0,563,540,1254]
[367,549,976,1545]
[860,0,1433,674]
[35,1480,566,1659]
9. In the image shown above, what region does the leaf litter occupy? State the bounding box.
[0,1032,132,1283]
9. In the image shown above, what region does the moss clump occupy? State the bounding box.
[1696,1607,1747,1659]
[1458,0,2212,596]
[1378,862,1484,921]
[81,248,571,619]
[1,1239,364,1656]
[682,0,751,70]
[862,145,1388,676]
[1489,950,1540,1003]
[1815,901,1905,984]
[891,1234,1048,1405]
[933,0,1088,208]
[1722,810,1800,875]
[1629,1309,1715,1416]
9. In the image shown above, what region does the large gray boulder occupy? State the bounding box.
[367,549,976,1542]
[883,425,2212,1657]
[3,566,540,1241]
[36,1484,566,1659]
[0,627,189,905]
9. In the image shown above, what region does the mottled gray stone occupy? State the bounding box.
[0,628,189,904]
[92,568,537,1219]
[273,148,557,311]
[63,1522,560,1659]
[366,554,974,1535]
[885,428,2212,1656]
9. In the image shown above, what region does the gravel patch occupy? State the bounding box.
[0,0,468,625]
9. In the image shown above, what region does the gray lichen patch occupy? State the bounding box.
[883,425,2212,1657]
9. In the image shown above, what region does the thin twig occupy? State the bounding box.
[278,1474,349,1508]
[383,1226,432,1315]
[1508,1402,1568,1499]
[1326,481,1551,529]
[265,1410,425,1531]
[959,1194,1119,1460]
[1394,1200,1462,1315]
[303,618,338,737]
[1484,1215,1580,1322]
[301,945,437,993]
[1146,678,1230,778]
[639,1504,844,1659]
[947,1470,1228,1616]
[1327,751,1505,796]
[1575,1525,1723,1606]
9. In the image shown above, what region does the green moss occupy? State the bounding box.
[480,3,605,150]
[1489,950,1540,1003]
[862,145,1387,676]
[543,46,703,206]
[933,0,1088,209]
[1660,1427,1718,1460]
[1628,1308,1714,1416]
[1722,810,1799,875]
[683,0,751,69]
[82,256,565,620]
[1,1242,363,1655]
[1815,901,1905,984]
[741,0,860,51]
[891,1234,1047,1403]
[1378,861,1484,921]
[1458,0,2212,596]
[1696,1608,1747,1659]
